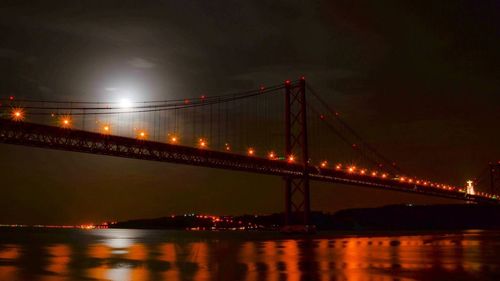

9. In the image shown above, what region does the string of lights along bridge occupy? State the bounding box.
[1,77,498,228]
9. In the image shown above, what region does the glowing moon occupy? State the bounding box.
[119,98,132,108]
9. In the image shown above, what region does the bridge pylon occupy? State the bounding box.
[282,77,315,233]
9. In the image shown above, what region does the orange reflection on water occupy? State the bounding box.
[240,240,301,281]
[127,244,149,281]
[158,243,177,262]
[0,246,20,280]
[240,241,258,281]
[126,243,147,260]
[0,266,17,281]
[159,243,180,281]
[86,242,150,281]
[1,230,499,281]
[337,238,372,281]
[130,266,149,281]
[87,263,150,281]
[190,242,209,281]
[261,241,280,281]
[398,236,436,271]
[45,244,71,275]
[86,243,110,281]
[280,240,300,281]
[313,239,335,281]
[87,244,111,259]
[333,237,418,281]
[86,265,108,281]
[0,244,20,259]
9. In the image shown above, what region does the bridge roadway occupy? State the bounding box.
[0,119,496,204]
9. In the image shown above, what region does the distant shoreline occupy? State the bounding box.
[2,204,499,232]
[107,203,500,231]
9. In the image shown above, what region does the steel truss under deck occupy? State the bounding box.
[0,119,496,205]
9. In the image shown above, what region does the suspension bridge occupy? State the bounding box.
[0,77,498,231]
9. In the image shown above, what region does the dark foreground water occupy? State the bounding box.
[0,229,499,281]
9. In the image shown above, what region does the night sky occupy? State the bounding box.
[0,1,499,224]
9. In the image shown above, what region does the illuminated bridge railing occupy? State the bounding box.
[0,119,497,204]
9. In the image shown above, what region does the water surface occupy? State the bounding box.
[0,228,499,280]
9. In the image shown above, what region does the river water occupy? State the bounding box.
[0,228,499,281]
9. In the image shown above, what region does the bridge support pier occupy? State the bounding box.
[282,77,315,233]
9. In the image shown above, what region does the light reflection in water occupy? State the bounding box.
[158,243,180,281]
[45,244,71,276]
[190,242,209,281]
[0,244,20,281]
[0,244,20,259]
[0,229,499,281]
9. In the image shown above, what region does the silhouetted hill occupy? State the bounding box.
[328,204,500,231]
[109,204,500,231]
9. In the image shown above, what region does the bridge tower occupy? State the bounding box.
[283,77,314,233]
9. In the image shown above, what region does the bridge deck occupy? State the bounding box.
[0,119,497,204]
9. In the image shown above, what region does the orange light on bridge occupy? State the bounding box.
[287,155,295,163]
[360,169,366,175]
[101,125,111,134]
[348,166,356,173]
[59,116,72,128]
[225,143,231,151]
[335,164,342,170]
[371,171,377,176]
[11,108,25,121]
[320,161,328,168]
[168,134,178,144]
[268,151,276,160]
[247,147,255,156]
[381,173,387,178]
[198,138,207,148]
[137,130,147,140]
